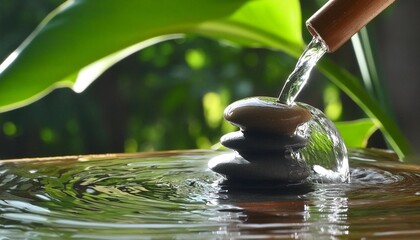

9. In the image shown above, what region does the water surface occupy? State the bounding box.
[1,149,420,239]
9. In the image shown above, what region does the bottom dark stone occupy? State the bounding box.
[208,152,310,182]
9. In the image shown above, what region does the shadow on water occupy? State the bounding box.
[1,149,420,239]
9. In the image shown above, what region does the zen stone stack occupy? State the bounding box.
[208,97,313,182]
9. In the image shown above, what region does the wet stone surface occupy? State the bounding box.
[208,152,310,182]
[221,131,307,153]
[224,96,311,135]
[209,97,312,182]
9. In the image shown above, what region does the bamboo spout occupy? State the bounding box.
[306,0,395,52]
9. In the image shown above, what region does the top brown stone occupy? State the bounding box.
[224,97,311,135]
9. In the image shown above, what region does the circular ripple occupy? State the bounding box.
[0,152,227,238]
[0,150,420,239]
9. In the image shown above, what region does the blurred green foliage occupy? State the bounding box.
[0,0,307,158]
[0,0,409,159]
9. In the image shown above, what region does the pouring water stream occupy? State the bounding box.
[277,37,349,183]
[278,37,327,105]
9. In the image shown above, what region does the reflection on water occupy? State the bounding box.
[1,149,420,239]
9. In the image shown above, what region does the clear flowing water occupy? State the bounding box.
[275,37,349,183]
[278,37,327,105]
[297,103,350,183]
[1,150,420,239]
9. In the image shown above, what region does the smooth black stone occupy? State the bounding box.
[208,152,310,182]
[236,151,292,163]
[224,97,312,135]
[221,131,307,153]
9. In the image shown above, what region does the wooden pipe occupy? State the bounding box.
[306,0,395,52]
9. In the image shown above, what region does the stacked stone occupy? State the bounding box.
[208,97,313,182]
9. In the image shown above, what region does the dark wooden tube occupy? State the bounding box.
[306,0,395,52]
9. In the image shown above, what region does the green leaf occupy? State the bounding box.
[194,0,303,56]
[0,0,303,112]
[0,0,412,158]
[335,119,377,148]
[317,58,411,158]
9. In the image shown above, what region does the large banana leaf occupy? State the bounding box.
[0,0,303,111]
[0,0,411,157]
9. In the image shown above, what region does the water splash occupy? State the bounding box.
[275,38,349,182]
[278,38,327,105]
[295,103,350,183]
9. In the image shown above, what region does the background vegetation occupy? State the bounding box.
[0,0,414,159]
